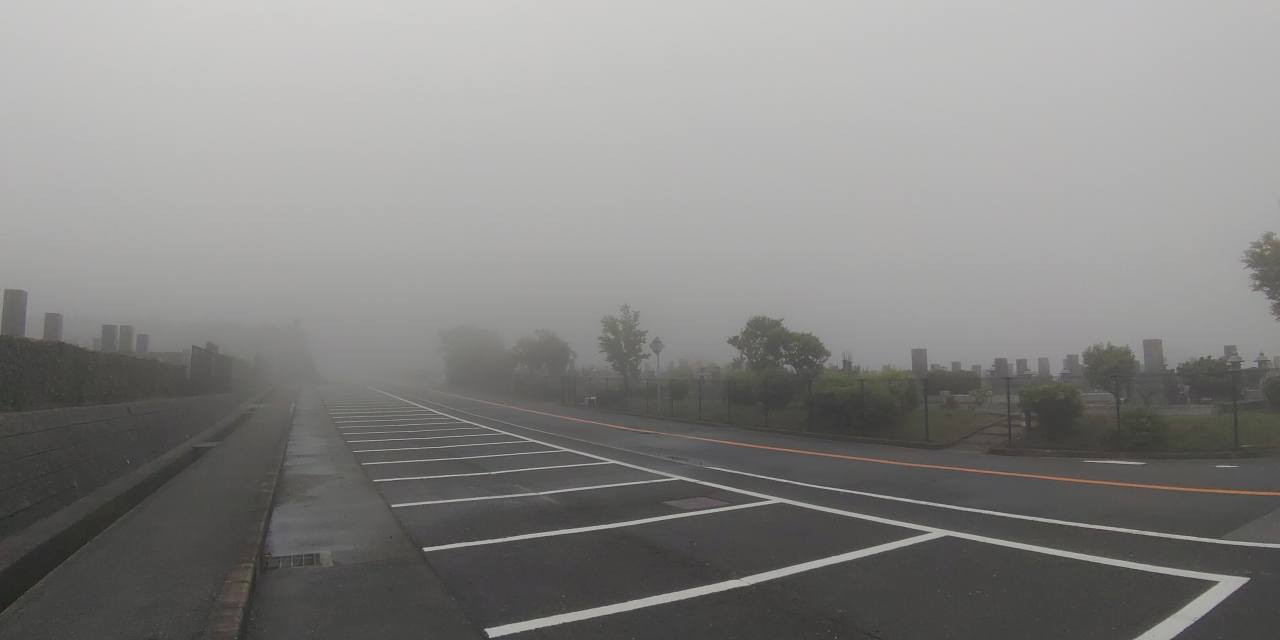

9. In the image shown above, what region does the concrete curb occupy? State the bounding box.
[200,398,293,640]
[987,445,1280,460]
[0,388,272,612]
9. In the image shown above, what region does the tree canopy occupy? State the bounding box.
[512,329,575,377]
[727,316,829,378]
[1082,342,1139,401]
[438,326,511,387]
[598,304,649,384]
[1243,231,1280,321]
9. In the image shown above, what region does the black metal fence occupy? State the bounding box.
[503,372,940,439]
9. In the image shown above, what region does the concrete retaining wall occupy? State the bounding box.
[0,393,253,538]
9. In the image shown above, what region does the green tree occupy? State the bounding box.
[1243,231,1280,321]
[438,326,511,387]
[924,369,981,395]
[1019,382,1084,441]
[1082,343,1140,405]
[512,330,575,377]
[1175,356,1235,401]
[782,331,830,381]
[727,316,791,371]
[598,304,649,392]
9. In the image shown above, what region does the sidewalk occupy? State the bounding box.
[245,386,481,639]
[0,390,295,640]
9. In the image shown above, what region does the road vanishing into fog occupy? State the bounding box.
[247,383,1280,640]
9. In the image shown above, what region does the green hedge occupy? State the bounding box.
[0,336,191,411]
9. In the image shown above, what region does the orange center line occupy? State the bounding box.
[431,390,1280,498]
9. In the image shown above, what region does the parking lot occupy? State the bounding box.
[322,390,1253,639]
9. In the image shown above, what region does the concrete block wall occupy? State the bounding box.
[0,393,252,538]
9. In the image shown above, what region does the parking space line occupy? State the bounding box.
[422,499,779,552]
[373,389,1251,640]
[484,532,945,638]
[361,450,565,466]
[346,433,501,444]
[708,466,1280,550]
[390,478,680,508]
[336,427,491,436]
[333,417,454,424]
[375,461,613,483]
[353,440,530,453]
[339,422,470,429]
[328,409,437,414]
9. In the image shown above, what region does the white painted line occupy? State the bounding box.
[362,449,565,466]
[373,388,1252,640]
[707,466,1280,550]
[423,500,778,552]
[346,433,503,444]
[390,478,678,508]
[333,417,452,424]
[339,422,469,429]
[1133,576,1250,640]
[328,408,435,414]
[1082,460,1147,466]
[353,440,530,454]
[376,461,612,483]
[483,532,945,638]
[330,413,442,419]
[1216,465,1240,469]
[337,427,489,436]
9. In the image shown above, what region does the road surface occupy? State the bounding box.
[250,383,1280,639]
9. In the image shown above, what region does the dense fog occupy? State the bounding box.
[3,1,1278,378]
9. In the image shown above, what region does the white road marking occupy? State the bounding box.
[336,427,489,436]
[390,478,679,508]
[1082,460,1147,465]
[328,409,437,414]
[1133,577,1251,640]
[708,466,1280,550]
[353,440,529,453]
[375,461,612,483]
[371,388,1252,640]
[345,433,503,444]
[1216,465,1240,469]
[333,417,455,424]
[483,532,945,638]
[422,500,778,552]
[338,422,469,429]
[361,449,565,466]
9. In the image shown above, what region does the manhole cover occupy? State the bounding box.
[663,497,730,511]
[263,551,334,571]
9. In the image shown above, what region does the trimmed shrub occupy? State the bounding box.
[754,368,795,416]
[1,336,191,411]
[726,370,757,405]
[1019,382,1084,441]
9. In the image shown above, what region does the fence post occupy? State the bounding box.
[922,376,930,442]
[669,383,675,417]
[644,377,650,414]
[726,378,733,424]
[858,378,866,430]
[697,376,703,422]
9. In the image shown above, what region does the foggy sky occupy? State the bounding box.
[3,1,1278,376]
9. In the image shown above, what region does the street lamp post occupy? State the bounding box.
[1112,374,1122,432]
[1228,354,1243,449]
[650,337,665,411]
[1004,376,1013,447]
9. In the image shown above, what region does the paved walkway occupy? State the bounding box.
[0,390,294,640]
[245,386,480,640]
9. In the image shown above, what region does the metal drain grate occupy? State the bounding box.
[663,497,730,511]
[263,551,334,571]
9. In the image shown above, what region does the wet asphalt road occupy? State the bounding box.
[261,383,1280,639]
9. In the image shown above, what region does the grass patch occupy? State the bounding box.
[1018,410,1280,451]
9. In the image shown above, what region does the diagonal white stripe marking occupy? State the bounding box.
[353,440,528,453]
[376,461,612,482]
[483,532,945,637]
[423,500,777,552]
[390,478,678,508]
[346,433,503,444]
[362,449,564,466]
